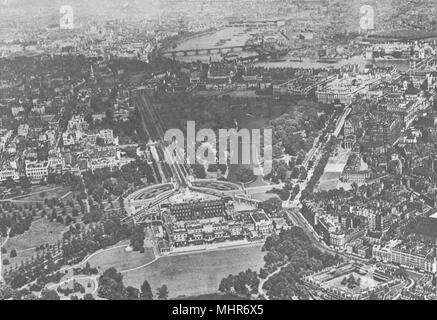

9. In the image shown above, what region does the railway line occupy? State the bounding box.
[134,93,190,188]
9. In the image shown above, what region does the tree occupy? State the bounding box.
[157,285,169,300]
[19,176,31,189]
[130,227,145,252]
[2,258,10,265]
[368,292,379,300]
[83,206,104,224]
[125,286,140,300]
[83,293,95,300]
[22,293,38,300]
[40,289,60,300]
[351,182,359,195]
[261,198,283,215]
[0,284,13,300]
[65,215,74,225]
[192,164,206,179]
[51,209,58,220]
[140,280,153,300]
[3,177,15,189]
[235,168,255,184]
[290,167,300,179]
[98,267,126,300]
[96,137,106,146]
[10,249,17,258]
[72,209,79,217]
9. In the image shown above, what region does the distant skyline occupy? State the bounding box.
[0,0,163,22]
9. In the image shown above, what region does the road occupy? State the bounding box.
[58,244,130,273]
[284,107,344,208]
[286,208,368,263]
[333,106,352,138]
[0,229,10,247]
[285,209,327,251]
[284,133,329,209]
[31,243,132,296]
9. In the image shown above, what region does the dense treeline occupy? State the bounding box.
[0,212,33,238]
[3,215,135,290]
[261,227,342,300]
[217,227,342,300]
[218,269,260,298]
[82,159,156,203]
[301,136,338,201]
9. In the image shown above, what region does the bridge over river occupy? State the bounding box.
[162,44,258,58]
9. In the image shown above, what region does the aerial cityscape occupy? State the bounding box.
[2,0,437,302]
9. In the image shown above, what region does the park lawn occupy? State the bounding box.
[316,147,352,192]
[317,172,342,191]
[122,245,266,299]
[4,218,66,253]
[87,246,155,272]
[251,193,279,202]
[12,186,71,202]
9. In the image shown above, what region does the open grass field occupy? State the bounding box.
[87,246,155,272]
[251,193,278,201]
[192,180,241,191]
[2,218,66,271]
[317,147,351,191]
[326,272,381,294]
[317,172,342,191]
[10,186,71,203]
[122,244,266,299]
[4,218,66,252]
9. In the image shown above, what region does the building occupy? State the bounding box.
[170,199,226,221]
[316,74,382,104]
[0,160,19,182]
[250,210,273,237]
[99,129,115,145]
[25,160,49,181]
[341,153,371,184]
[207,63,235,81]
[364,117,403,146]
[373,242,437,273]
